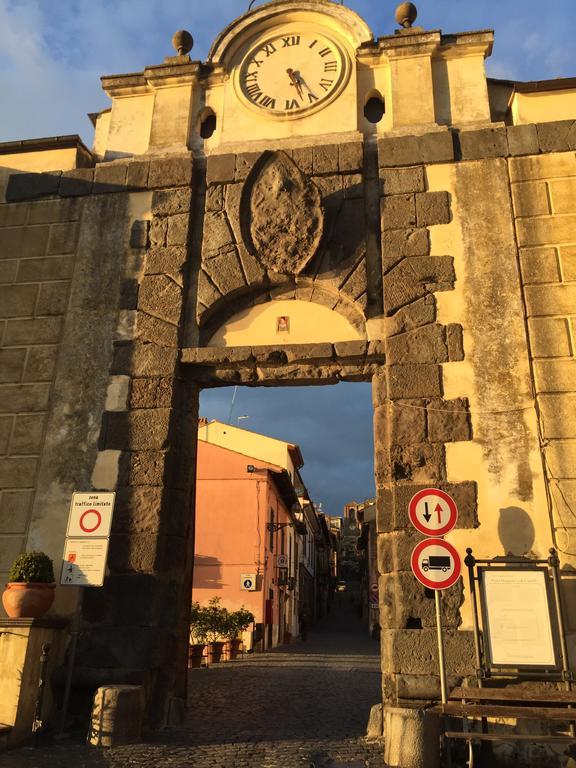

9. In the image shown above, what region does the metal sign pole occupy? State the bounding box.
[435,590,448,705]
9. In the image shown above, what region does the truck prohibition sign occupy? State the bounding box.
[422,555,451,573]
[411,538,462,590]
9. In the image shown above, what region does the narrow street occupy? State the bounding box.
[0,599,384,768]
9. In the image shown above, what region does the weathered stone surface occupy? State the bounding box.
[10,413,45,454]
[113,486,164,534]
[390,442,445,483]
[23,346,58,381]
[380,167,425,196]
[237,243,265,285]
[129,220,150,250]
[419,131,455,164]
[135,312,178,348]
[540,393,576,439]
[427,398,471,442]
[145,246,187,276]
[390,399,426,444]
[246,152,324,275]
[533,359,576,392]
[206,185,224,213]
[234,152,261,182]
[458,127,508,160]
[126,161,150,190]
[415,192,451,227]
[0,490,33,533]
[0,456,38,488]
[381,229,430,267]
[506,124,539,157]
[100,409,171,451]
[16,255,74,282]
[381,195,416,230]
[380,571,463,629]
[118,451,167,487]
[313,144,339,174]
[512,181,549,217]
[149,218,168,247]
[0,284,38,317]
[333,341,368,359]
[94,163,128,192]
[382,629,475,676]
[338,142,363,173]
[384,257,453,316]
[0,202,28,227]
[388,364,442,399]
[342,174,363,199]
[129,378,174,410]
[107,532,158,572]
[0,225,49,260]
[6,171,61,202]
[203,250,246,296]
[59,168,94,197]
[167,214,190,247]
[549,178,576,214]
[202,212,235,260]
[131,342,179,377]
[0,348,26,383]
[148,156,193,188]
[0,414,11,452]
[388,296,436,336]
[518,214,576,248]
[372,368,387,408]
[536,120,574,153]
[197,271,222,311]
[152,188,193,216]
[36,282,69,315]
[138,275,182,325]
[0,260,18,284]
[206,154,236,185]
[379,481,477,531]
[291,147,313,175]
[387,324,448,365]
[4,317,62,345]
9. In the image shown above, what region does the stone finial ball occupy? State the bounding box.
[172,30,194,55]
[395,2,418,28]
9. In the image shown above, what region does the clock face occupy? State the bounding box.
[238,30,349,118]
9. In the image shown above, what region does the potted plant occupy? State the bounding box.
[226,607,255,660]
[189,601,209,668]
[2,551,56,619]
[203,597,230,665]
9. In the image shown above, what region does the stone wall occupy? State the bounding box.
[0,198,81,590]
[511,150,576,642]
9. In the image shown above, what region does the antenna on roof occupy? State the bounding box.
[227,386,238,424]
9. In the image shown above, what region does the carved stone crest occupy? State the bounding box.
[243,151,324,275]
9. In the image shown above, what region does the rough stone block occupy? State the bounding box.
[201,212,235,258]
[525,285,576,317]
[384,257,453,316]
[113,486,164,534]
[0,284,38,318]
[458,127,508,160]
[446,324,464,362]
[0,457,38,488]
[88,685,144,747]
[343,174,363,199]
[512,181,550,217]
[135,312,178,348]
[100,409,172,451]
[148,156,193,188]
[561,245,576,280]
[234,152,261,181]
[388,364,442,399]
[528,317,572,357]
[166,214,190,247]
[390,442,446,483]
[0,490,33,533]
[383,628,475,676]
[549,178,576,215]
[338,142,363,173]
[152,188,193,216]
[381,195,417,230]
[380,571,463,629]
[418,131,455,164]
[387,324,447,365]
[203,250,246,296]
[378,135,419,167]
[0,203,28,228]
[206,154,236,185]
[390,399,426,445]
[196,270,221,311]
[291,147,313,175]
[506,124,539,157]
[126,161,150,190]
[533,359,576,393]
[536,120,574,153]
[415,192,451,227]
[23,346,58,382]
[129,378,174,410]
[138,275,182,325]
[59,168,94,197]
[27,198,80,225]
[0,226,49,260]
[118,451,168,487]
[427,398,471,442]
[0,348,26,383]
[0,383,50,412]
[313,144,339,175]
[36,282,69,315]
[4,317,62,345]
[378,530,426,574]
[47,222,78,255]
[10,414,45,454]
[144,246,187,277]
[16,255,73,282]
[381,229,430,264]
[93,164,127,193]
[5,172,61,202]
[381,167,425,196]
[114,341,178,378]
[334,340,368,359]
[519,247,560,284]
[388,297,436,336]
[540,394,576,439]
[545,440,576,478]
[510,153,576,183]
[205,185,224,213]
[372,368,387,408]
[149,218,168,247]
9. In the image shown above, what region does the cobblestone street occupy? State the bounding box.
[0,600,384,768]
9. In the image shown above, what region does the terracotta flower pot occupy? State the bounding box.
[229,639,243,660]
[188,644,206,669]
[2,582,56,619]
[208,641,225,664]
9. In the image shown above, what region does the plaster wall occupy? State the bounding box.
[198,421,298,483]
[209,299,363,346]
[433,55,491,126]
[512,91,576,125]
[105,94,155,159]
[427,160,553,630]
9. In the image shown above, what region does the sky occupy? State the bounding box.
[1,0,574,513]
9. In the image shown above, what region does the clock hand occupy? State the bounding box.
[287,68,304,99]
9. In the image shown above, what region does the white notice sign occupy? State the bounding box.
[481,569,556,667]
[61,538,109,587]
[66,492,115,538]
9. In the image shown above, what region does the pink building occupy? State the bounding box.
[193,439,300,650]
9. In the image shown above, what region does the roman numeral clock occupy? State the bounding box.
[236,26,350,117]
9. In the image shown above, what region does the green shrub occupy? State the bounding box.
[8,552,55,583]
